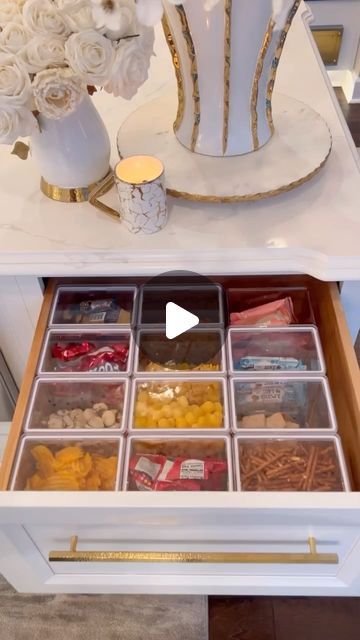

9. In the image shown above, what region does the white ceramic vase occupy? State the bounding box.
[162,0,300,157]
[31,94,111,200]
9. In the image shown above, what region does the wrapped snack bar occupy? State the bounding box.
[124,436,232,491]
[230,377,337,432]
[235,436,350,492]
[50,286,137,326]
[131,377,228,431]
[25,378,129,432]
[39,330,132,375]
[228,327,325,375]
[135,329,225,375]
[227,287,315,326]
[11,437,122,491]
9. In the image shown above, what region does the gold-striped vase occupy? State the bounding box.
[162,0,300,157]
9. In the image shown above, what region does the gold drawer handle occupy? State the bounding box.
[49,536,338,565]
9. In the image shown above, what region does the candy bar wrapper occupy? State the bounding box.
[62,299,130,324]
[51,342,129,373]
[230,297,296,327]
[234,380,306,414]
[129,454,228,491]
[234,356,307,372]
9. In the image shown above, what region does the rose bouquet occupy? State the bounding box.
[0,0,155,145]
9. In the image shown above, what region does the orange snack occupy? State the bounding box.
[25,444,118,491]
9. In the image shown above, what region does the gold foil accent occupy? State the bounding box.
[41,169,112,203]
[175,5,200,152]
[162,13,185,133]
[11,141,30,160]
[166,141,332,203]
[266,0,301,133]
[251,19,275,150]
[223,0,232,154]
[49,536,338,565]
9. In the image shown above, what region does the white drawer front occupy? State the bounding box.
[2,494,360,595]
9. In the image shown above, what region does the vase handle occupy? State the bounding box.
[89,171,121,221]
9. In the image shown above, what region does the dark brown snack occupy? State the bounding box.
[238,440,344,491]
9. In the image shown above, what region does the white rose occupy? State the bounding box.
[0,103,37,144]
[32,67,86,119]
[65,30,115,86]
[21,36,65,74]
[91,0,136,35]
[0,2,21,28]
[0,56,31,106]
[22,0,70,37]
[55,0,95,32]
[0,21,31,55]
[105,37,150,99]
[137,26,155,56]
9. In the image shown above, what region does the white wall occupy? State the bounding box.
[308,0,360,70]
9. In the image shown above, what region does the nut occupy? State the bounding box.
[83,408,96,422]
[87,416,104,429]
[102,410,116,428]
[48,415,64,430]
[93,402,108,413]
[62,414,74,428]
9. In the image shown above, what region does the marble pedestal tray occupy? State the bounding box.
[117,92,332,203]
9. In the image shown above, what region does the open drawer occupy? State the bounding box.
[0,276,360,596]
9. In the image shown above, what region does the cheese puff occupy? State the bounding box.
[54,447,84,468]
[31,445,56,478]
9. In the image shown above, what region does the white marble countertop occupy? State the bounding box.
[0,2,359,281]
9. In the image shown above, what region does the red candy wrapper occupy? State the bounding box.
[129,454,228,491]
[230,297,296,327]
[51,341,129,373]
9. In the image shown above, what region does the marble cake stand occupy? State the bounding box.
[117,92,332,203]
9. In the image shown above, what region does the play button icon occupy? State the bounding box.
[166,302,199,340]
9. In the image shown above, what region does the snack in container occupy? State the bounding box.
[235,436,349,492]
[228,327,325,374]
[230,297,296,327]
[139,284,223,326]
[50,286,137,325]
[131,378,227,430]
[227,287,315,326]
[125,436,232,491]
[230,377,337,431]
[135,329,225,374]
[11,437,122,491]
[39,330,132,374]
[25,378,128,432]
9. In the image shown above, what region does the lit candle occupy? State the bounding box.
[116,155,164,185]
[114,155,167,235]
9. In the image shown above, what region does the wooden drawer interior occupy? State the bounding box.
[1,275,359,491]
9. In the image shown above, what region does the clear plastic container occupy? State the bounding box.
[38,329,133,376]
[234,435,350,492]
[227,327,325,375]
[130,377,229,432]
[124,435,232,491]
[24,378,129,433]
[10,436,123,491]
[229,377,337,433]
[49,285,137,327]
[227,286,315,326]
[134,328,226,376]
[138,284,224,326]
